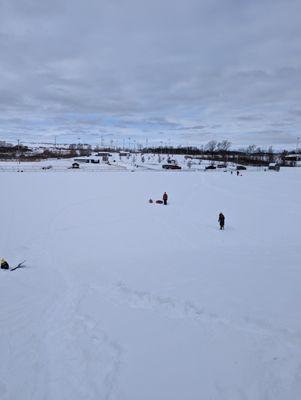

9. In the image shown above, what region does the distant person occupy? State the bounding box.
[163,192,168,205]
[218,213,225,230]
[236,170,239,176]
[1,258,9,270]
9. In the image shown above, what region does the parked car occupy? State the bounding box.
[205,165,216,170]
[268,163,280,171]
[236,165,247,170]
[162,164,182,170]
[217,164,227,168]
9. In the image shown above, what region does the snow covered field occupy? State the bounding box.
[0,169,301,399]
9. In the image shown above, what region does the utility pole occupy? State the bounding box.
[17,139,20,163]
[297,137,300,153]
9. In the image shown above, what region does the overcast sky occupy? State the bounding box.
[0,0,300,148]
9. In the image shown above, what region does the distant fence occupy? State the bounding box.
[0,165,128,173]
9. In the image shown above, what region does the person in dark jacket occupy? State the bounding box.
[163,192,168,205]
[218,213,225,230]
[1,258,9,270]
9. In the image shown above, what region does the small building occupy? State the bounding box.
[284,154,301,167]
[72,162,80,169]
[96,152,112,157]
[268,162,280,171]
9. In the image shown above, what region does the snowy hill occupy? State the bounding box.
[0,169,300,399]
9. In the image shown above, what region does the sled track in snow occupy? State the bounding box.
[74,286,123,400]
[44,285,123,400]
[76,313,122,400]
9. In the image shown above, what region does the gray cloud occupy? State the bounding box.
[0,0,300,147]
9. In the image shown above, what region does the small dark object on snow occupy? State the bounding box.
[156,200,163,204]
[162,164,181,170]
[163,192,168,205]
[149,199,153,203]
[218,213,225,230]
[1,258,9,270]
[10,261,26,271]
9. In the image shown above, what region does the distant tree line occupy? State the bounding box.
[0,144,31,160]
[139,141,300,166]
[0,140,299,166]
[140,141,274,166]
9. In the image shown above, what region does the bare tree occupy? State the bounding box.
[217,140,231,152]
[205,140,217,160]
[246,144,257,154]
[217,140,231,162]
[255,146,264,163]
[267,146,274,163]
[205,140,217,152]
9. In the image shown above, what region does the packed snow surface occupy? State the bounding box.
[0,169,300,399]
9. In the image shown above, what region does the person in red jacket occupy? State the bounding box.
[163,192,168,205]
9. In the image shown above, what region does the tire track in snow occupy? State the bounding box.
[109,282,301,349]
